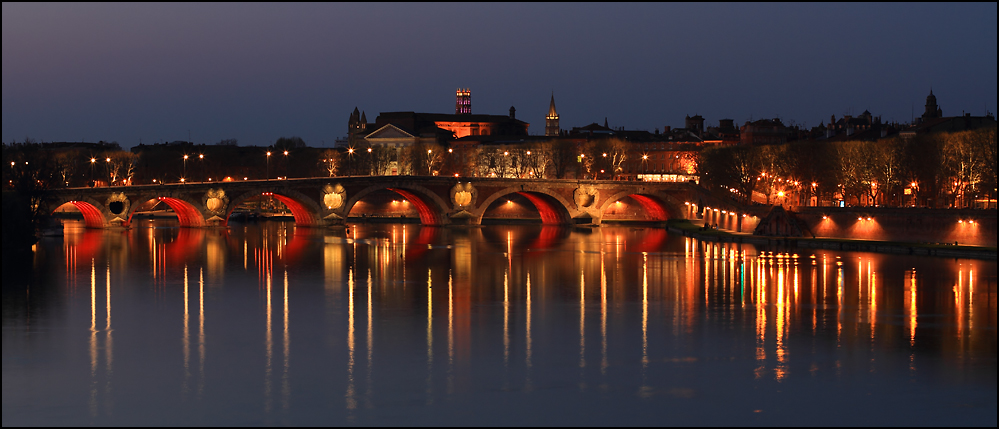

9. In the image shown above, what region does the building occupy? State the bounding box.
[822,110,898,141]
[455,88,471,115]
[344,89,530,175]
[546,93,560,137]
[900,90,997,137]
[740,118,791,145]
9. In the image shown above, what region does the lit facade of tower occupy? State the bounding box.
[545,93,560,136]
[455,88,471,115]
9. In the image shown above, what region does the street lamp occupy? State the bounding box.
[90,158,96,186]
[183,154,189,184]
[105,157,111,186]
[266,151,272,180]
[199,154,204,182]
[283,150,289,179]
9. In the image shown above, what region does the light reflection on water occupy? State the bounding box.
[2,220,996,426]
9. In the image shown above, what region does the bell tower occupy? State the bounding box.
[545,92,560,137]
[455,88,471,115]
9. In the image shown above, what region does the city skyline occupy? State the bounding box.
[3,2,996,148]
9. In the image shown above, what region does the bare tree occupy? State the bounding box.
[319,149,341,177]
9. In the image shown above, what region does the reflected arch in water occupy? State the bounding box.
[476,187,574,225]
[345,184,451,226]
[596,191,685,222]
[479,225,572,251]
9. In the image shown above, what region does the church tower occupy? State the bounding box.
[922,89,942,121]
[455,88,471,115]
[545,93,560,137]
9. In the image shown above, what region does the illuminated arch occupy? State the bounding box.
[227,189,322,227]
[126,194,206,227]
[345,184,450,226]
[477,187,574,225]
[52,199,108,228]
[597,191,686,222]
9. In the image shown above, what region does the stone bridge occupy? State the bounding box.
[43,176,742,228]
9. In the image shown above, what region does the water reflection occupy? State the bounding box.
[3,220,995,426]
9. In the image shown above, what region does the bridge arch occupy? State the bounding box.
[476,186,574,225]
[51,197,109,229]
[126,192,207,227]
[228,188,323,226]
[596,190,686,222]
[344,184,451,226]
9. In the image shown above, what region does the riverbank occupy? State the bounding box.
[666,219,998,260]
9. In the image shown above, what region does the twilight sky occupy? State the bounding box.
[3,2,996,149]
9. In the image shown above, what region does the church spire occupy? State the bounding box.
[545,92,560,137]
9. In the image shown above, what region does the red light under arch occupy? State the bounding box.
[518,191,570,225]
[387,188,441,226]
[58,201,107,228]
[155,197,205,227]
[628,194,669,221]
[266,193,317,226]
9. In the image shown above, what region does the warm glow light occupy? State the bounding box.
[348,148,354,154]
[184,154,189,160]
[199,154,204,159]
[267,151,272,156]
[283,151,288,156]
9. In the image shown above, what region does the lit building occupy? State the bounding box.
[455,88,471,115]
[546,93,560,137]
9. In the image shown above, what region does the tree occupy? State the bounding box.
[319,149,341,177]
[274,137,306,151]
[546,139,578,179]
[941,129,992,208]
[104,151,138,186]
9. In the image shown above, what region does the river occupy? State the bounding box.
[2,220,995,426]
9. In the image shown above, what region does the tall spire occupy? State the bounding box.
[545,92,560,137]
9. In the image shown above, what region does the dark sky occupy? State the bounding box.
[3,3,996,149]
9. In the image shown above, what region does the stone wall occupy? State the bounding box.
[791,207,996,247]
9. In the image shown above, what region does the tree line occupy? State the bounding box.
[698,128,997,208]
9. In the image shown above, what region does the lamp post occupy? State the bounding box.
[642,154,648,181]
[283,150,289,179]
[183,154,189,184]
[105,157,111,186]
[266,151,272,180]
[347,148,354,176]
[90,157,96,186]
[199,154,204,182]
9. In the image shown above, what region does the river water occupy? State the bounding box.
[2,220,996,426]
